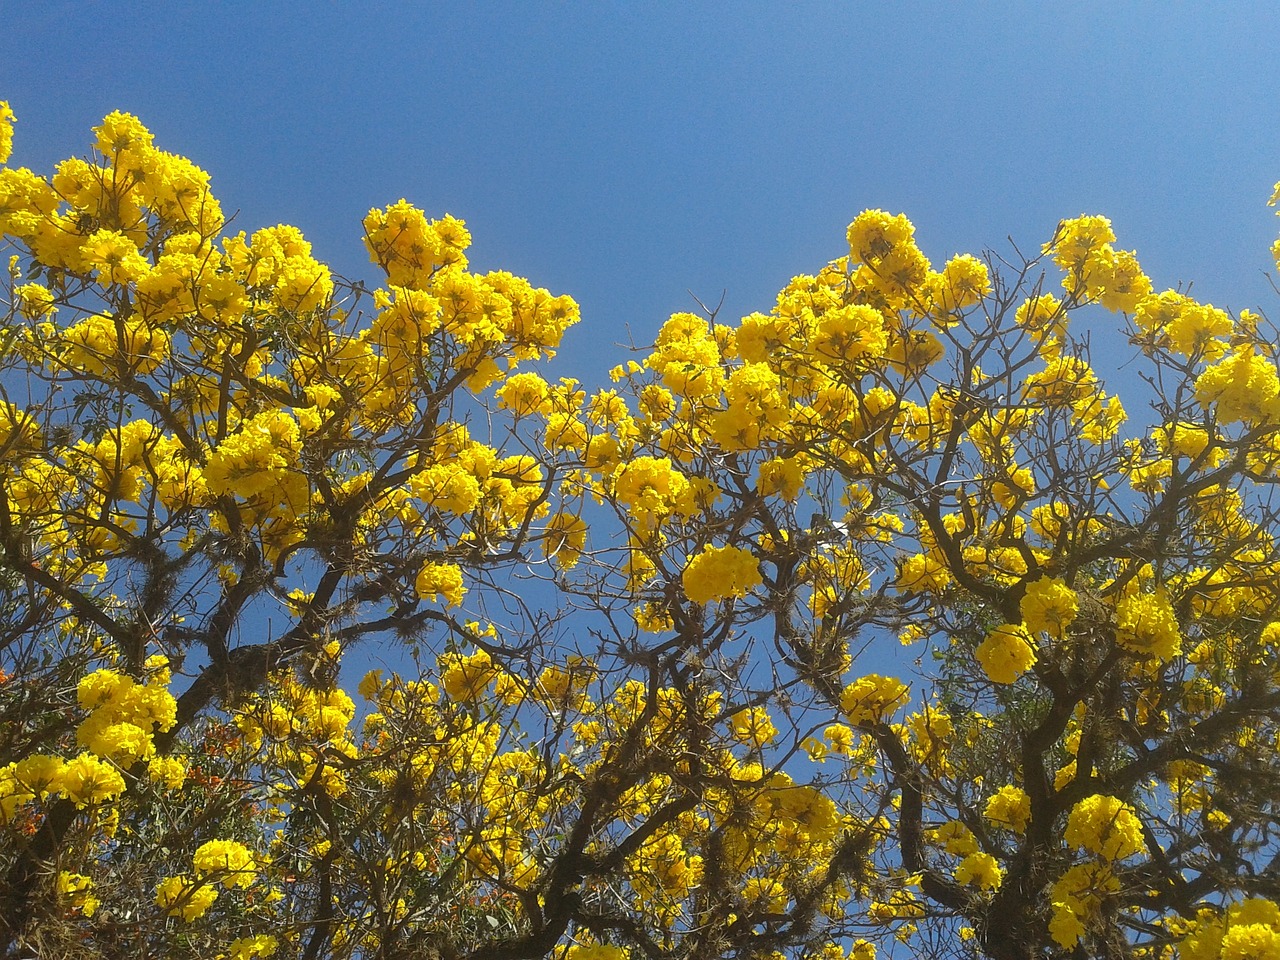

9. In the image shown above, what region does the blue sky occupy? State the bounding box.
[5,2,1279,383]
[5,2,1279,684]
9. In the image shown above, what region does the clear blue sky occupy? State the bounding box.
[4,1,1279,381]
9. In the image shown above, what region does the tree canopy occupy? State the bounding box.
[3,103,1280,960]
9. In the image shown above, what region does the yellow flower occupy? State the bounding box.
[757,455,809,501]
[1046,215,1115,271]
[709,362,789,451]
[808,304,889,365]
[1089,246,1153,313]
[1065,794,1145,861]
[613,456,689,534]
[1195,345,1280,426]
[10,754,66,804]
[954,851,1002,891]
[148,756,187,791]
[81,228,151,286]
[542,511,588,570]
[894,553,953,595]
[824,724,855,755]
[935,820,978,856]
[0,101,15,165]
[409,463,482,516]
[1047,863,1120,947]
[975,623,1037,684]
[930,254,991,316]
[439,648,495,701]
[743,875,789,914]
[1133,290,1232,358]
[1023,356,1099,407]
[847,209,916,265]
[839,675,909,725]
[55,871,98,917]
[1020,576,1078,639]
[682,544,761,604]
[14,282,55,320]
[274,252,332,313]
[1049,897,1087,949]
[1114,589,1181,661]
[193,839,258,889]
[94,109,154,156]
[1177,898,1280,960]
[156,875,218,922]
[62,312,171,376]
[415,561,466,607]
[57,753,126,807]
[728,706,778,748]
[363,200,469,289]
[226,935,279,960]
[644,312,725,399]
[496,371,551,416]
[984,784,1030,833]
[204,411,303,501]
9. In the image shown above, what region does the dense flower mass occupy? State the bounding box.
[1065,794,1145,861]
[975,623,1038,684]
[1020,576,1078,638]
[2,101,1280,960]
[682,544,762,604]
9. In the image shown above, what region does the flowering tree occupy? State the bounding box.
[2,100,1280,960]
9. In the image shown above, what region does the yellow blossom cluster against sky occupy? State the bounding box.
[5,6,1280,960]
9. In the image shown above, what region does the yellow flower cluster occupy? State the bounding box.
[192,838,258,889]
[928,254,991,319]
[709,362,791,451]
[1019,576,1078,639]
[682,544,761,604]
[808,304,889,366]
[628,829,704,908]
[439,647,497,701]
[839,675,909,725]
[612,456,692,534]
[235,670,358,798]
[204,410,303,501]
[76,667,178,766]
[728,706,778,749]
[846,209,930,308]
[155,875,219,922]
[1014,291,1068,350]
[1195,345,1280,426]
[1134,290,1233,359]
[1048,862,1120,948]
[983,784,1030,833]
[0,100,14,164]
[1114,588,1181,661]
[362,200,470,288]
[1,111,221,290]
[646,312,726,400]
[975,623,1037,684]
[496,370,552,416]
[1064,794,1145,861]
[55,871,99,917]
[1047,215,1153,312]
[61,311,171,375]
[416,560,467,607]
[542,510,588,570]
[1178,897,1280,960]
[225,935,279,960]
[953,851,1002,891]
[0,661,179,821]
